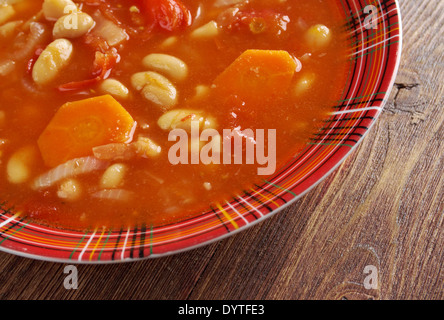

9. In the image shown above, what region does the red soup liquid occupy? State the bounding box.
[0,0,348,230]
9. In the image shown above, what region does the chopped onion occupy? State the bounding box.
[91,10,129,46]
[32,156,109,190]
[0,59,15,76]
[11,22,49,61]
[92,189,133,201]
[93,143,136,161]
[214,0,247,8]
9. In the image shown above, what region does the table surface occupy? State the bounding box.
[0,0,443,300]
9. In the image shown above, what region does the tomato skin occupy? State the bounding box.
[144,0,192,31]
[58,35,120,92]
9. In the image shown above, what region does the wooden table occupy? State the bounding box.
[0,0,442,300]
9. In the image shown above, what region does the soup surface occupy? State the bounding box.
[0,0,348,230]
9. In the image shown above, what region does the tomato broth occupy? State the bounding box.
[0,0,348,230]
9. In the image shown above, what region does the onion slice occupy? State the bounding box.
[91,189,133,201]
[32,156,109,190]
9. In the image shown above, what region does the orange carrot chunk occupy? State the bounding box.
[38,95,136,167]
[213,49,297,105]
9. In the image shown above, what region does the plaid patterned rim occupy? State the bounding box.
[0,0,402,263]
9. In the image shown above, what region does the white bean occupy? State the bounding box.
[142,53,188,82]
[131,71,178,109]
[92,10,128,46]
[293,73,316,96]
[42,0,78,21]
[32,38,73,85]
[53,12,95,39]
[0,59,15,76]
[160,36,178,49]
[6,146,36,184]
[0,4,15,25]
[190,21,219,39]
[193,85,211,101]
[157,109,217,132]
[0,20,22,39]
[57,178,82,201]
[133,137,161,158]
[129,6,140,13]
[100,163,128,189]
[158,109,200,131]
[99,79,130,99]
[305,24,331,50]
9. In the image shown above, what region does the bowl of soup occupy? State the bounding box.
[0,0,402,262]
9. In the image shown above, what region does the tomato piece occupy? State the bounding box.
[144,0,192,31]
[58,35,120,92]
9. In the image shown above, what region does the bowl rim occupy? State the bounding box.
[0,0,403,264]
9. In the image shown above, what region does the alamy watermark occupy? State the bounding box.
[62,5,80,30]
[364,5,379,30]
[64,265,78,290]
[168,121,277,176]
[363,265,379,290]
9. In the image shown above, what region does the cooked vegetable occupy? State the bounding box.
[32,38,73,85]
[53,12,95,39]
[58,34,120,91]
[192,85,211,101]
[42,0,78,21]
[6,145,37,184]
[305,24,331,50]
[92,189,133,201]
[37,95,136,167]
[0,0,349,231]
[190,21,219,39]
[133,137,162,158]
[100,163,128,189]
[32,156,109,190]
[99,79,130,99]
[160,36,178,48]
[93,136,161,161]
[57,178,82,201]
[214,0,245,8]
[91,10,128,46]
[12,22,50,61]
[0,20,23,39]
[142,53,188,82]
[93,143,136,161]
[157,109,217,132]
[293,73,316,96]
[213,49,298,105]
[0,59,15,76]
[144,0,192,32]
[0,4,15,25]
[221,9,291,38]
[131,71,178,109]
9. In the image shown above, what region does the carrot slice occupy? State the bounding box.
[38,95,136,167]
[213,49,297,105]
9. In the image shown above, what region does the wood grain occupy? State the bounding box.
[0,0,442,300]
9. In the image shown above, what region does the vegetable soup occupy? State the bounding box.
[0,0,348,230]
